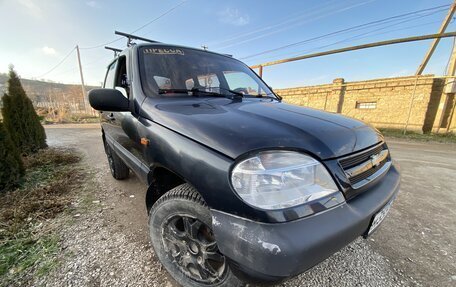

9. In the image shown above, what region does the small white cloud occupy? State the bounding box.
[42,46,57,55]
[86,1,100,8]
[218,8,249,26]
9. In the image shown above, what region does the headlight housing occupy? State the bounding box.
[230,151,340,210]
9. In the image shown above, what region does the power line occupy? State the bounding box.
[213,0,377,50]
[240,4,450,60]
[206,0,331,46]
[79,37,123,50]
[35,47,76,78]
[206,0,352,48]
[247,17,451,64]
[131,0,187,34]
[34,1,189,80]
[80,0,188,50]
[250,31,456,69]
[297,17,453,59]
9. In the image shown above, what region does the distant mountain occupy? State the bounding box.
[0,73,98,107]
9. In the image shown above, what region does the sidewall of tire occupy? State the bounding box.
[104,142,129,180]
[149,187,243,287]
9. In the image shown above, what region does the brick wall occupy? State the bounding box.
[275,75,453,133]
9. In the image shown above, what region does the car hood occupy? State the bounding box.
[140,97,383,160]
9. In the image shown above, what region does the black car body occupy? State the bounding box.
[89,42,400,285]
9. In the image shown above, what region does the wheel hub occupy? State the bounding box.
[162,215,227,284]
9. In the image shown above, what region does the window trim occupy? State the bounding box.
[103,59,118,89]
[355,101,377,110]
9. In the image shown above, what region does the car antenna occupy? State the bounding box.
[114,30,160,47]
[105,46,122,57]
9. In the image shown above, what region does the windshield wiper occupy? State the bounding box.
[243,93,279,100]
[158,88,243,98]
[158,88,192,94]
[216,87,244,97]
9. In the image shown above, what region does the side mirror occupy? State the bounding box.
[88,88,129,111]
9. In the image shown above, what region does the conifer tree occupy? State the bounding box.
[1,66,47,154]
[0,121,24,191]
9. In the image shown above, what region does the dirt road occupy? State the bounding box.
[40,124,456,287]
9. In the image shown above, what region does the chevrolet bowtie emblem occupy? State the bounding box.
[370,153,382,167]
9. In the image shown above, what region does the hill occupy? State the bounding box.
[0,73,98,109]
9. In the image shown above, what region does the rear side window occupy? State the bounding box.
[104,61,117,88]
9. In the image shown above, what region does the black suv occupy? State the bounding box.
[89,41,400,287]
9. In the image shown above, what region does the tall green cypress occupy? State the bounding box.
[0,121,24,191]
[1,67,47,154]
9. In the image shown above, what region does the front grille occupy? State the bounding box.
[348,158,388,185]
[339,143,385,169]
[339,142,390,188]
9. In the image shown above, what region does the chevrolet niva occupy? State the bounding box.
[88,38,400,287]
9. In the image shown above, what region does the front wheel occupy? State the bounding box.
[148,184,244,287]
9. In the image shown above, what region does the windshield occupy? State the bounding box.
[138,46,274,98]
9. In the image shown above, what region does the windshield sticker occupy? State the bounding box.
[143,48,184,55]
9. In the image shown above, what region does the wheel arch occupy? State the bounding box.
[145,166,186,213]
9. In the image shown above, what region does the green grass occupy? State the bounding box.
[0,231,59,279]
[0,148,83,286]
[379,128,456,143]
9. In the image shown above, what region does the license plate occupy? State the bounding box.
[366,200,393,237]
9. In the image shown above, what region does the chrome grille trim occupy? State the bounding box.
[338,142,391,189]
[344,149,389,178]
[351,161,391,189]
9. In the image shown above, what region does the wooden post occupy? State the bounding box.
[76,45,88,113]
[436,38,456,133]
[250,32,456,70]
[416,1,456,75]
[403,77,420,134]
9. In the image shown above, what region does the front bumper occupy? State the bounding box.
[211,164,400,283]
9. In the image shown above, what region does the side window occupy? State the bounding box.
[114,56,129,98]
[104,61,117,89]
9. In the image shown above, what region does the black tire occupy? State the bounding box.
[104,140,129,180]
[149,184,244,287]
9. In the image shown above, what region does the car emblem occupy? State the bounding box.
[370,153,382,167]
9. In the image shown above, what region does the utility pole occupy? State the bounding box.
[436,39,456,133]
[76,45,88,113]
[250,32,456,69]
[415,1,456,75]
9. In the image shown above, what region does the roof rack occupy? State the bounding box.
[115,30,160,47]
[105,46,122,56]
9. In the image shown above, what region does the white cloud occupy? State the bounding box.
[86,1,100,8]
[42,46,57,55]
[18,0,42,18]
[218,8,249,26]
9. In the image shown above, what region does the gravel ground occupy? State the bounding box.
[34,124,455,287]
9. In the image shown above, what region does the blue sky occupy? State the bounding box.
[0,0,454,88]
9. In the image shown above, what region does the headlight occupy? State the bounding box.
[230,151,340,210]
